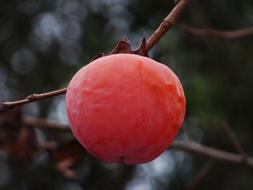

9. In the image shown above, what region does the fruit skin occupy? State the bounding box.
[66,54,186,164]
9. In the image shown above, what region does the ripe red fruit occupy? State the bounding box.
[66,54,186,164]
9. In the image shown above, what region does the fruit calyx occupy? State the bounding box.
[90,38,149,62]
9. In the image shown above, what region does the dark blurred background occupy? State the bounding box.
[1,0,253,189]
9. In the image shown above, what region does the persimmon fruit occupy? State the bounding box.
[66,54,186,164]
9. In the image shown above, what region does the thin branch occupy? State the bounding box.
[0,88,66,112]
[171,141,253,167]
[20,116,253,168]
[181,24,253,38]
[221,121,247,160]
[23,116,70,132]
[145,0,190,52]
[186,160,215,190]
[0,1,191,111]
[183,126,191,142]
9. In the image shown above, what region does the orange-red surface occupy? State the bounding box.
[66,54,186,164]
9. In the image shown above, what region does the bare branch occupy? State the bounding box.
[186,160,215,190]
[183,126,191,142]
[221,121,247,160]
[171,141,253,167]
[0,1,191,111]
[145,0,190,52]
[181,24,253,38]
[19,116,253,168]
[23,116,70,132]
[0,88,66,112]
[21,116,253,168]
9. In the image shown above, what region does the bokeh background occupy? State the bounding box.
[1,0,253,189]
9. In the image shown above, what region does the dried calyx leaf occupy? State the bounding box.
[91,38,149,62]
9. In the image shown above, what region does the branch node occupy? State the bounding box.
[27,94,37,101]
[133,38,149,57]
[221,121,248,161]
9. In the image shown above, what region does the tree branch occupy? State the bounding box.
[0,0,191,112]
[186,160,215,190]
[0,88,66,112]
[181,24,253,38]
[171,141,253,168]
[23,116,70,132]
[21,117,253,168]
[221,121,248,161]
[145,0,190,52]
